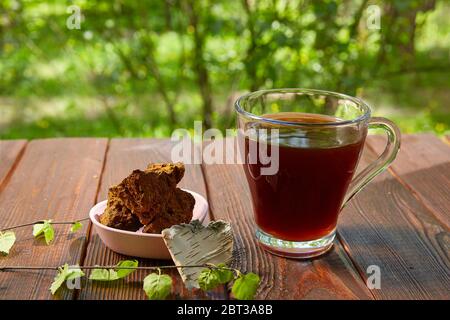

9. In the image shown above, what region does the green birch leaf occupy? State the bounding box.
[231,273,260,300]
[143,273,172,300]
[89,268,119,281]
[43,224,55,244]
[66,267,85,281]
[215,263,234,284]
[198,264,234,291]
[198,268,220,291]
[50,265,69,295]
[89,260,138,281]
[70,221,82,233]
[33,220,54,244]
[32,222,46,237]
[0,231,16,255]
[116,259,138,278]
[50,264,84,295]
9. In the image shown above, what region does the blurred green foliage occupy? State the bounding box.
[0,0,449,139]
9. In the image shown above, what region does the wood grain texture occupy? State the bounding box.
[0,138,107,299]
[78,139,225,300]
[367,134,450,228]
[0,134,448,300]
[338,138,450,299]
[0,140,27,190]
[201,139,373,300]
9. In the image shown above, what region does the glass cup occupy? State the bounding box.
[235,88,400,259]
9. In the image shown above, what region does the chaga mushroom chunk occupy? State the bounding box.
[100,185,143,231]
[143,188,195,234]
[118,169,176,225]
[100,162,195,232]
[146,162,185,185]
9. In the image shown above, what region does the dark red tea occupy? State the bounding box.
[243,113,365,242]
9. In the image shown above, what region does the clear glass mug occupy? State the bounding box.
[235,89,400,259]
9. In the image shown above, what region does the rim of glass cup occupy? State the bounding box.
[235,88,372,127]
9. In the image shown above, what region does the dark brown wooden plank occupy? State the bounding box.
[367,134,450,228]
[0,140,27,190]
[338,138,450,299]
[201,139,373,300]
[0,138,108,299]
[78,139,224,300]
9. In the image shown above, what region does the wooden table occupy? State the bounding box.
[0,134,449,300]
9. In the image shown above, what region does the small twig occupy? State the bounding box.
[0,264,234,272]
[0,218,90,232]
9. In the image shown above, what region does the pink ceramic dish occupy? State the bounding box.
[89,189,208,259]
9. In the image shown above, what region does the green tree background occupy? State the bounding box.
[1,0,449,138]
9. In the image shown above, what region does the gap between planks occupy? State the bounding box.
[0,138,109,299]
[73,138,111,300]
[76,139,226,300]
[198,150,232,299]
[0,141,28,195]
[201,167,374,299]
[339,137,449,299]
[2,136,443,299]
[365,138,449,231]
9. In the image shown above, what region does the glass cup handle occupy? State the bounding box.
[342,117,401,207]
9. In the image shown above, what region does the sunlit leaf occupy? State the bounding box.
[231,273,260,300]
[215,263,234,284]
[116,259,138,279]
[198,264,234,291]
[50,264,84,295]
[89,260,138,281]
[143,273,172,300]
[89,268,119,281]
[33,220,54,245]
[0,231,16,255]
[70,221,82,233]
[198,268,220,291]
